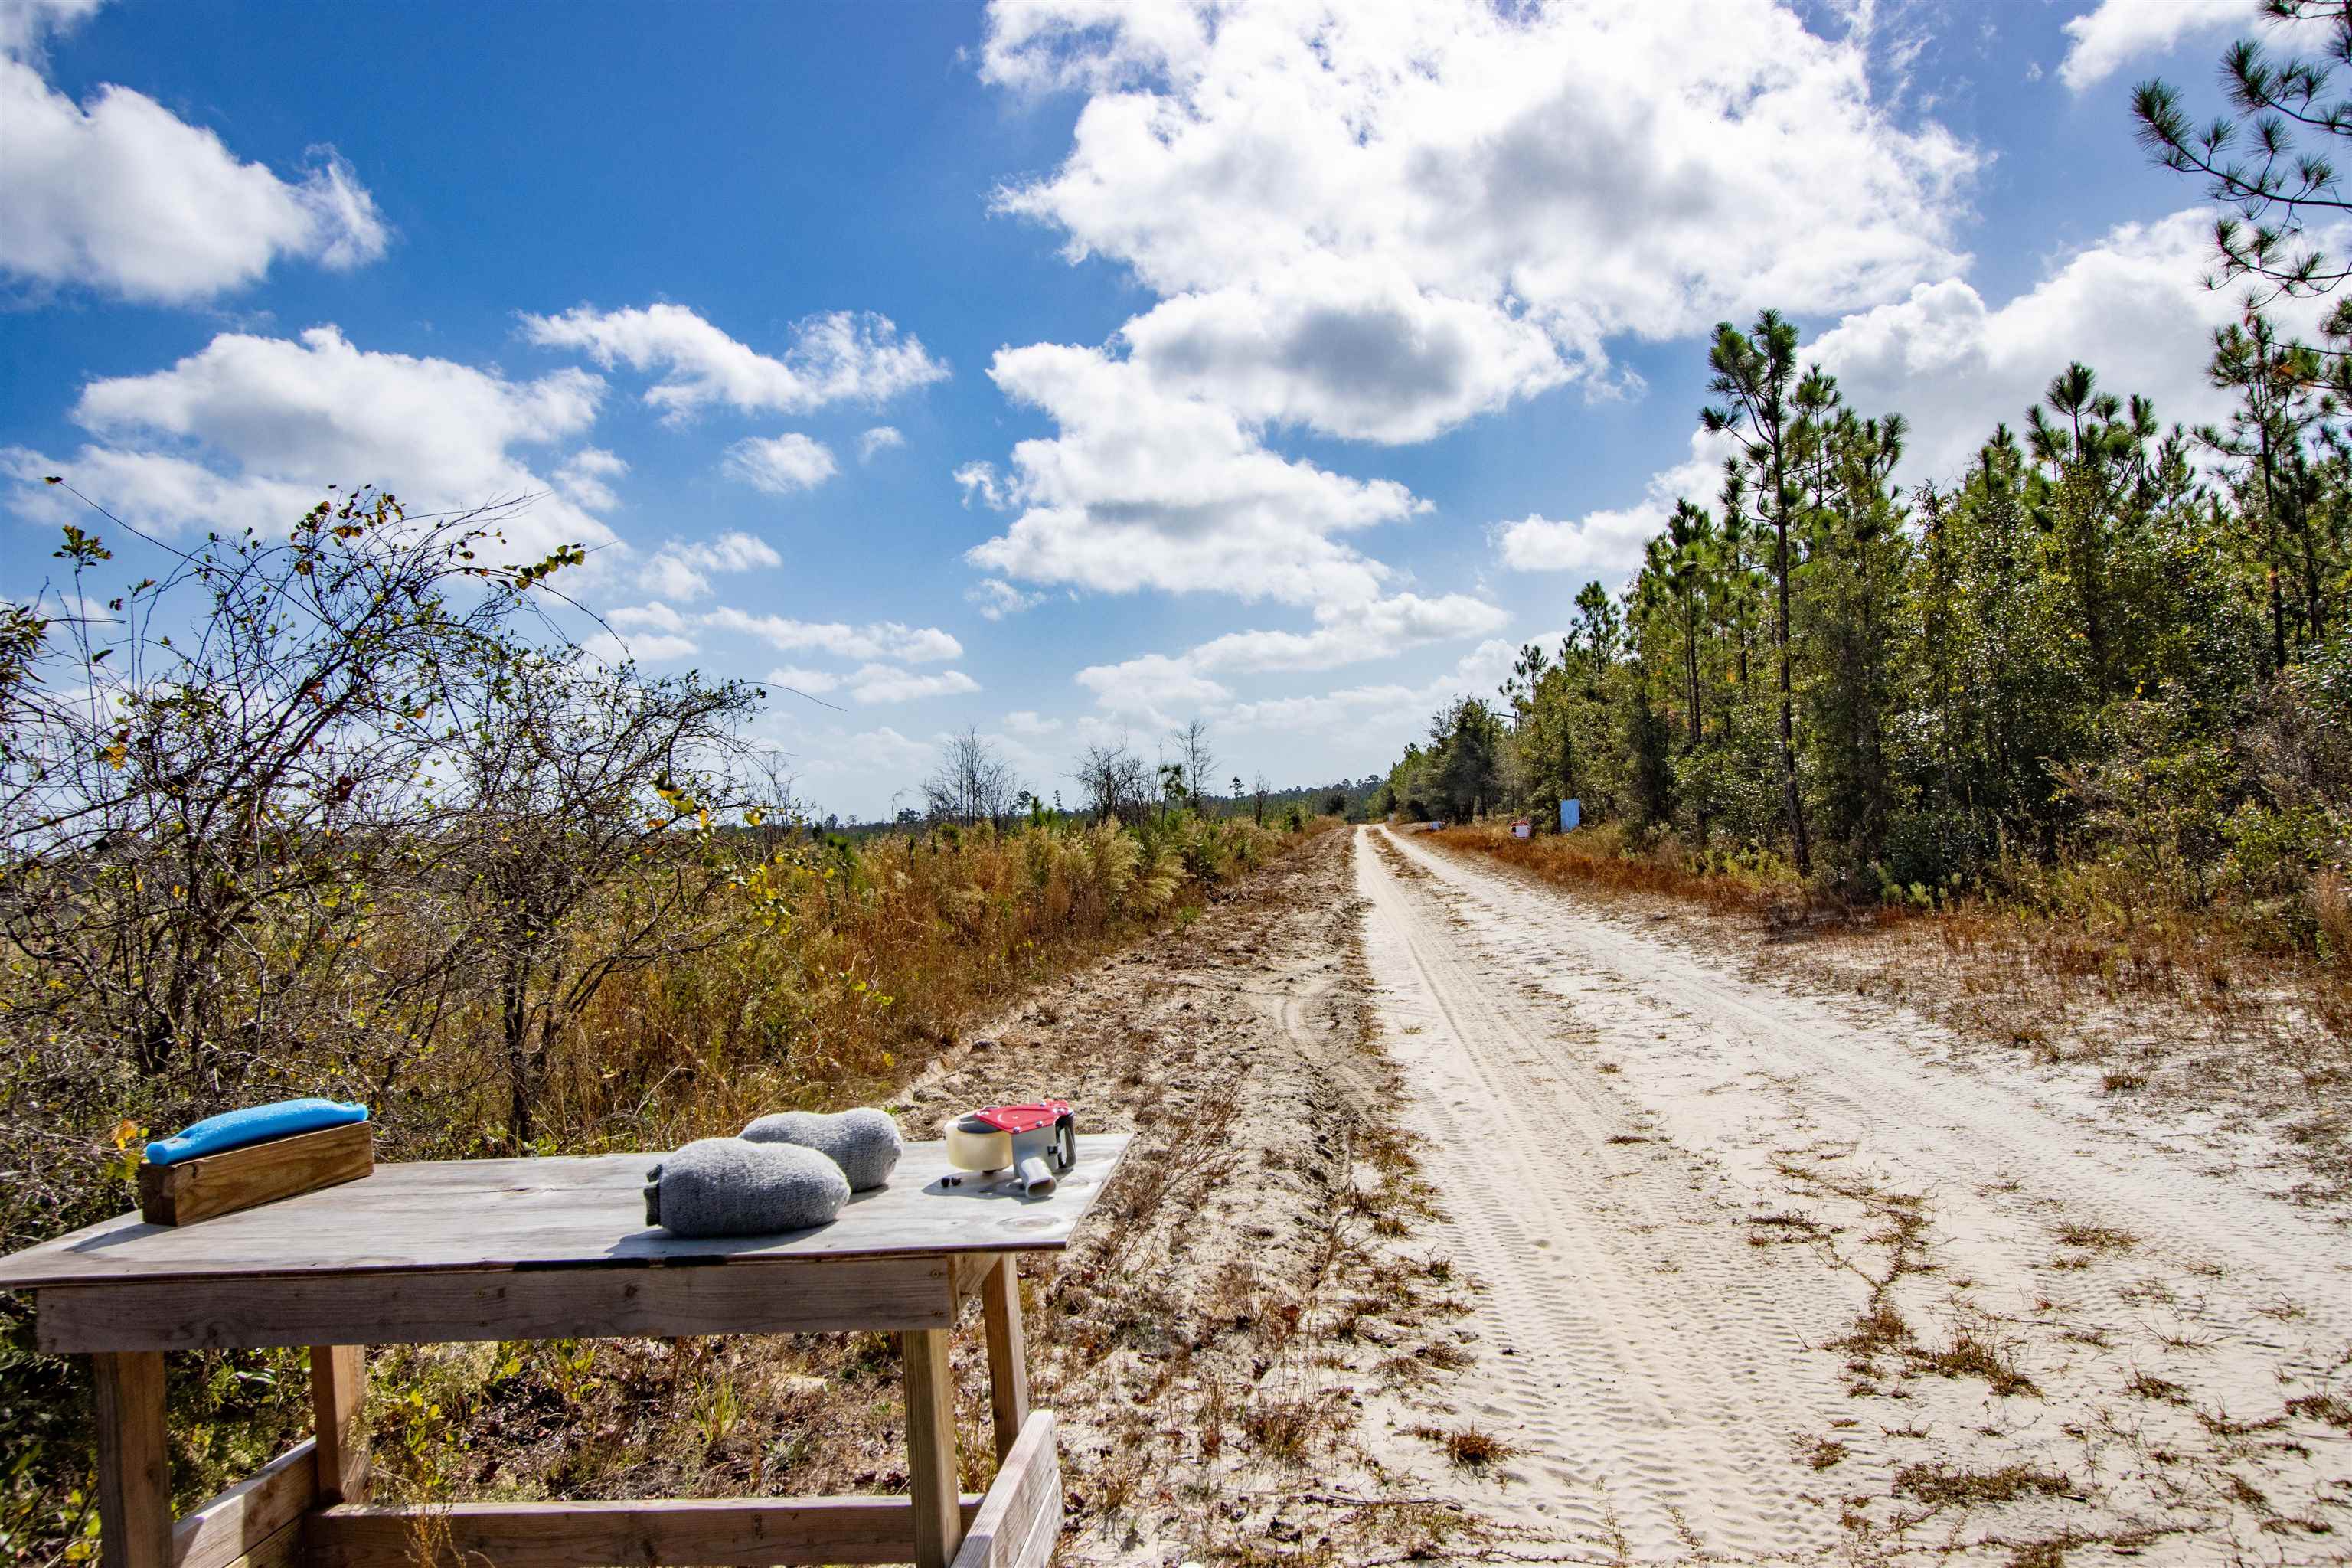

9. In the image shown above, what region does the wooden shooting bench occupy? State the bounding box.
[0,1133,1132,1568]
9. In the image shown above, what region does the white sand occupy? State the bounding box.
[1354,825,2352,1563]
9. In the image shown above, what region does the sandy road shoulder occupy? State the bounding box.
[896,827,1491,1566]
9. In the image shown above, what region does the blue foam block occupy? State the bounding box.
[144,1098,369,1167]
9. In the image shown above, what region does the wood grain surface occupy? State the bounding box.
[137,1123,372,1227]
[0,1135,1129,1289]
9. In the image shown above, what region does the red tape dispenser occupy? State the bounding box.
[943,1100,1076,1194]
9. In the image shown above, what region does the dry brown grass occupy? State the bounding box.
[346,825,1480,1566]
[1892,1459,2073,1510]
[1407,1423,1515,1470]
[0,816,1339,1563]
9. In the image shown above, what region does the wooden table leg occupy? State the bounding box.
[309,1344,369,1503]
[900,1328,964,1568]
[978,1256,1029,1464]
[93,1351,170,1568]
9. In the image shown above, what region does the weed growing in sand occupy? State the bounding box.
[1409,1423,1515,1469]
[1893,1460,2073,1509]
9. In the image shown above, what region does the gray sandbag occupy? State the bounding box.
[643,1137,849,1237]
[739,1107,903,1191]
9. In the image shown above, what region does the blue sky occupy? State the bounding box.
[0,0,2286,818]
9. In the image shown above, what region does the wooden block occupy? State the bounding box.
[978,1256,1030,1463]
[308,1346,368,1504]
[94,1351,171,1568]
[949,1411,1060,1568]
[901,1328,964,1568]
[304,1494,984,1568]
[138,1123,373,1227]
[169,1439,317,1568]
[38,1254,958,1353]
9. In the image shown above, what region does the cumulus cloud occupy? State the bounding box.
[1076,654,1234,718]
[1810,207,2315,480]
[519,303,947,422]
[1496,434,1727,583]
[983,0,1975,443]
[2058,0,2258,92]
[554,447,628,511]
[722,433,838,495]
[1511,209,2321,577]
[581,629,697,665]
[967,579,1045,620]
[1220,636,1541,738]
[8,325,611,560]
[764,665,844,695]
[848,665,982,704]
[609,601,689,634]
[962,342,1425,607]
[1074,591,1508,724]
[704,606,963,665]
[963,0,1974,627]
[636,531,781,602]
[858,426,906,462]
[0,2,387,303]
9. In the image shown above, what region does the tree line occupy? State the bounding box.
[1375,5,2352,948]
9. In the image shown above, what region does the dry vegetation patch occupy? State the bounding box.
[344,827,1480,1568]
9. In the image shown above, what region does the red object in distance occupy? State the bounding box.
[968,1100,1071,1135]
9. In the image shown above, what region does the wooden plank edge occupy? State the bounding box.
[37,1256,959,1352]
[196,1516,299,1568]
[139,1123,374,1227]
[304,1494,986,1568]
[171,1439,317,1568]
[950,1410,1060,1568]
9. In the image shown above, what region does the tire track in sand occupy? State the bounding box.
[1360,824,2352,1564]
[1356,828,1860,1561]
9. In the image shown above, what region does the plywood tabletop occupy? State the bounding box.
[0,1134,1131,1290]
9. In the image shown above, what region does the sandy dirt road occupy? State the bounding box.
[1353,825,2352,1565]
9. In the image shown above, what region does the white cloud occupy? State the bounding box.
[1810,207,2317,480]
[554,447,627,511]
[954,459,1012,509]
[763,665,844,694]
[520,303,947,422]
[723,433,838,495]
[1076,654,1233,718]
[582,629,697,665]
[609,601,689,634]
[637,531,782,601]
[1074,591,1507,724]
[1,1,104,57]
[704,606,963,664]
[8,325,610,559]
[1520,209,2324,577]
[962,342,1425,607]
[849,665,982,704]
[858,426,906,462]
[983,0,1976,443]
[1222,635,1540,737]
[967,579,1044,620]
[965,0,1974,628]
[1003,710,1060,737]
[795,724,937,783]
[1180,593,1508,676]
[0,2,386,304]
[2058,0,2257,92]
[1496,433,1726,583]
